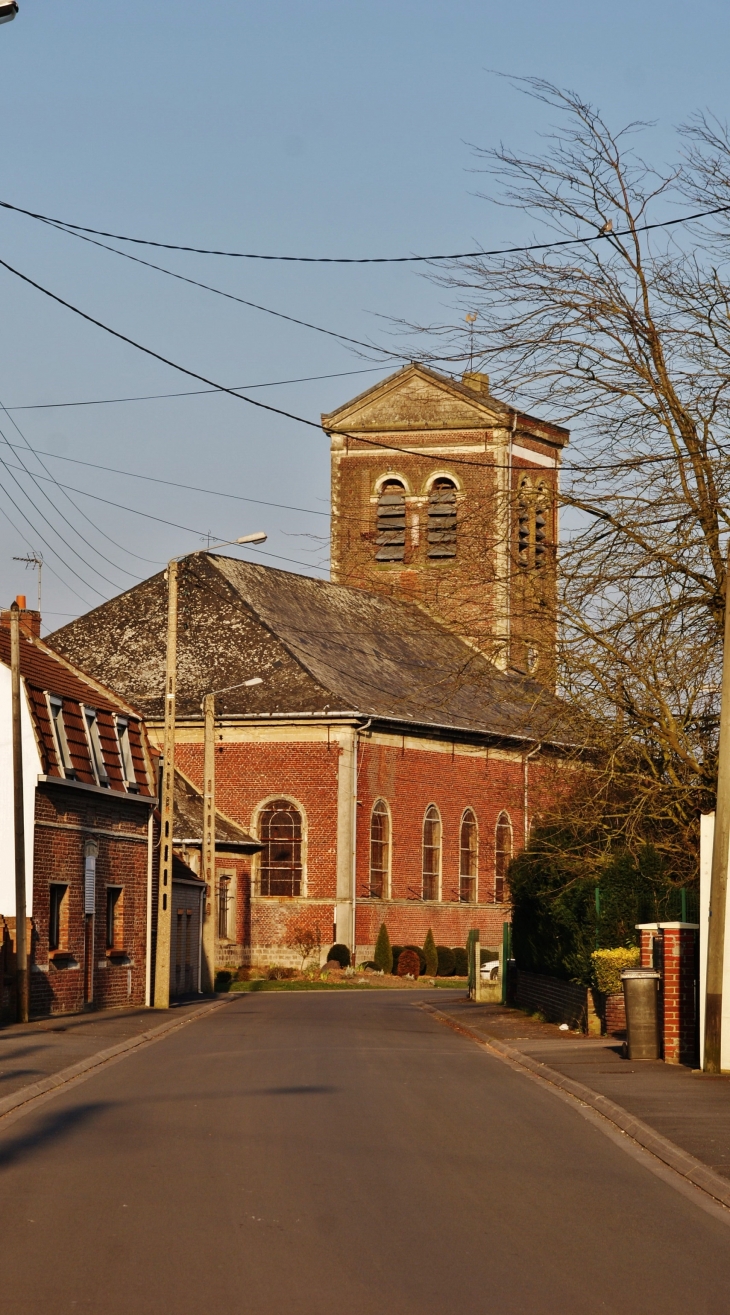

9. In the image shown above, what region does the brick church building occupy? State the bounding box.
[48,365,572,970]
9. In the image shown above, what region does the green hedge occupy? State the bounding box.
[509,833,697,986]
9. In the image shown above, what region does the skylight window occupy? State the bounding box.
[47,695,75,778]
[82,707,109,786]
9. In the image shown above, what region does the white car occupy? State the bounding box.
[480,959,500,979]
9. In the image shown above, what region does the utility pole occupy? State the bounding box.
[153,560,178,1009]
[705,553,730,1071]
[10,602,28,1023]
[201,692,216,993]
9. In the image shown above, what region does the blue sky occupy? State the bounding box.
[0,0,728,625]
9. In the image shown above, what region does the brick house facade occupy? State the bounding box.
[0,608,156,1016]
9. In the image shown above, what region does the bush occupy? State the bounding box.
[397,948,422,978]
[452,947,468,976]
[404,945,427,975]
[423,928,438,976]
[436,945,455,977]
[215,970,233,992]
[509,826,698,986]
[591,947,640,995]
[374,922,393,974]
[267,966,297,980]
[361,960,379,971]
[235,966,251,982]
[391,945,404,975]
[327,943,351,968]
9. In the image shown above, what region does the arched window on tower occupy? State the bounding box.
[375,480,406,561]
[517,477,532,569]
[517,477,550,571]
[370,799,390,898]
[427,478,457,559]
[259,799,303,896]
[494,811,513,903]
[535,483,548,571]
[459,809,478,903]
[422,805,441,900]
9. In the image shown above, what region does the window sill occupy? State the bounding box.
[49,949,74,961]
[106,948,129,961]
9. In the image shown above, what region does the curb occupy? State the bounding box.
[421,1002,730,1213]
[0,996,232,1124]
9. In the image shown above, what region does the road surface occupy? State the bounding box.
[0,990,728,1314]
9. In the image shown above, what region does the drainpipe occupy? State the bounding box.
[505,409,516,664]
[352,719,372,963]
[523,743,541,847]
[145,809,154,1006]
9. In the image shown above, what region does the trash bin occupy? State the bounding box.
[621,967,660,1060]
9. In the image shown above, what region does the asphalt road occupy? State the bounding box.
[1,991,730,1314]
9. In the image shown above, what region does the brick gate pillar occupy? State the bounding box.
[657,923,699,1066]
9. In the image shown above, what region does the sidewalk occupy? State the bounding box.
[430,996,730,1201]
[0,999,222,1116]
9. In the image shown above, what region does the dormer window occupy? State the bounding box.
[82,707,109,786]
[115,716,138,791]
[375,481,406,561]
[47,695,75,779]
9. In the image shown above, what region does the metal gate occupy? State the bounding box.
[170,877,203,998]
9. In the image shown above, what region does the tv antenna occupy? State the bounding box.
[13,553,42,612]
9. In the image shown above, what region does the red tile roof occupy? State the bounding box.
[0,628,153,797]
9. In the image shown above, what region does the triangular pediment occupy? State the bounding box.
[321,364,508,433]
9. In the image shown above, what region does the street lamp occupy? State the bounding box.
[153,532,267,1009]
[201,675,263,992]
[0,3,19,24]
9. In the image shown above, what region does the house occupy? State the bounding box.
[0,604,155,1016]
[46,365,574,969]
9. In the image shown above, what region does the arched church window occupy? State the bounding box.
[459,809,478,903]
[517,477,532,568]
[494,811,513,903]
[259,799,303,896]
[427,479,457,559]
[370,799,390,898]
[375,481,406,562]
[422,804,442,900]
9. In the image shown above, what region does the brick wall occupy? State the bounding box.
[30,784,151,1017]
[604,992,626,1037]
[174,731,535,966]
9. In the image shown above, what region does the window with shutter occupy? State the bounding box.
[427,479,457,559]
[375,481,406,561]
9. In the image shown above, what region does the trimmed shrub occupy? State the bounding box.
[374,922,393,974]
[436,945,455,977]
[397,948,422,978]
[327,943,351,968]
[591,947,640,995]
[452,947,468,976]
[391,945,404,975]
[215,970,233,992]
[423,928,438,976]
[405,945,427,975]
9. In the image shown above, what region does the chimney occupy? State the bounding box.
[461,372,490,395]
[0,597,41,639]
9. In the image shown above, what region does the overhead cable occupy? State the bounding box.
[2,196,729,262]
[3,366,388,413]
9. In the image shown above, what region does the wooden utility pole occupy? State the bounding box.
[10,602,28,1023]
[704,551,730,1071]
[154,560,178,1009]
[201,691,216,993]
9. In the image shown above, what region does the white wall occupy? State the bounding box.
[0,666,41,916]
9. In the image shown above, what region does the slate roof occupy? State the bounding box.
[173,768,260,850]
[47,555,575,746]
[0,626,153,796]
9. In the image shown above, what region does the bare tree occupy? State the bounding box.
[409,79,730,879]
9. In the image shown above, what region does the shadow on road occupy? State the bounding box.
[0,1102,112,1170]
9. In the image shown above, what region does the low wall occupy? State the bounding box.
[515,970,588,1030]
[604,992,626,1037]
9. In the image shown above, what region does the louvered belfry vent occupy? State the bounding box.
[375,481,406,561]
[427,479,457,559]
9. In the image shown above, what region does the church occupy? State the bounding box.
[48,363,572,972]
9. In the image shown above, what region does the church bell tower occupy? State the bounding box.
[322,364,569,684]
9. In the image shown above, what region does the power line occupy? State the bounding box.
[41,219,399,357]
[3,196,728,262]
[2,366,388,413]
[0,438,330,517]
